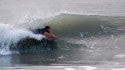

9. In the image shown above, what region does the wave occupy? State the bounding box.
[0,13,125,55]
[0,23,44,55]
[45,14,124,38]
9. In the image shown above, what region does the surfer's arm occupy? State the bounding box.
[43,32,56,39]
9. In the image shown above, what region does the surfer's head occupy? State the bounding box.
[45,26,50,29]
[45,26,51,32]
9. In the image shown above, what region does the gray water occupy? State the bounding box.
[1,35,125,70]
[0,0,125,24]
[1,0,125,70]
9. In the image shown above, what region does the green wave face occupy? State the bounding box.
[45,14,122,38]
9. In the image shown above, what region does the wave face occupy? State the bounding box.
[46,14,124,38]
[0,14,125,55]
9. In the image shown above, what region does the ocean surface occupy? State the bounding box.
[0,0,125,70]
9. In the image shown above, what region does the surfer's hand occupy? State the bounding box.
[54,36,57,38]
[52,35,57,38]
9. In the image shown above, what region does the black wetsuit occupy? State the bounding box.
[33,28,49,34]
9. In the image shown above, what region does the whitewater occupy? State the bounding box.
[0,23,44,55]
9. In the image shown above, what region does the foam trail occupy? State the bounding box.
[115,54,125,58]
[0,23,45,55]
[112,68,125,70]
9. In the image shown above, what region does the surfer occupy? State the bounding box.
[32,26,57,48]
[41,26,57,39]
[41,26,57,50]
[33,26,57,39]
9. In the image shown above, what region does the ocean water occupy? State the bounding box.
[1,0,125,70]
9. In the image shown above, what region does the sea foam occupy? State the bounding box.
[0,23,45,55]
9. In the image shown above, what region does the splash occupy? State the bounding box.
[0,23,45,55]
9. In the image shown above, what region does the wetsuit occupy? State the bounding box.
[33,28,49,34]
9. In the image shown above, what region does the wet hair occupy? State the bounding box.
[45,26,50,30]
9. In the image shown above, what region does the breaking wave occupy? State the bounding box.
[0,23,44,55]
[0,13,124,55]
